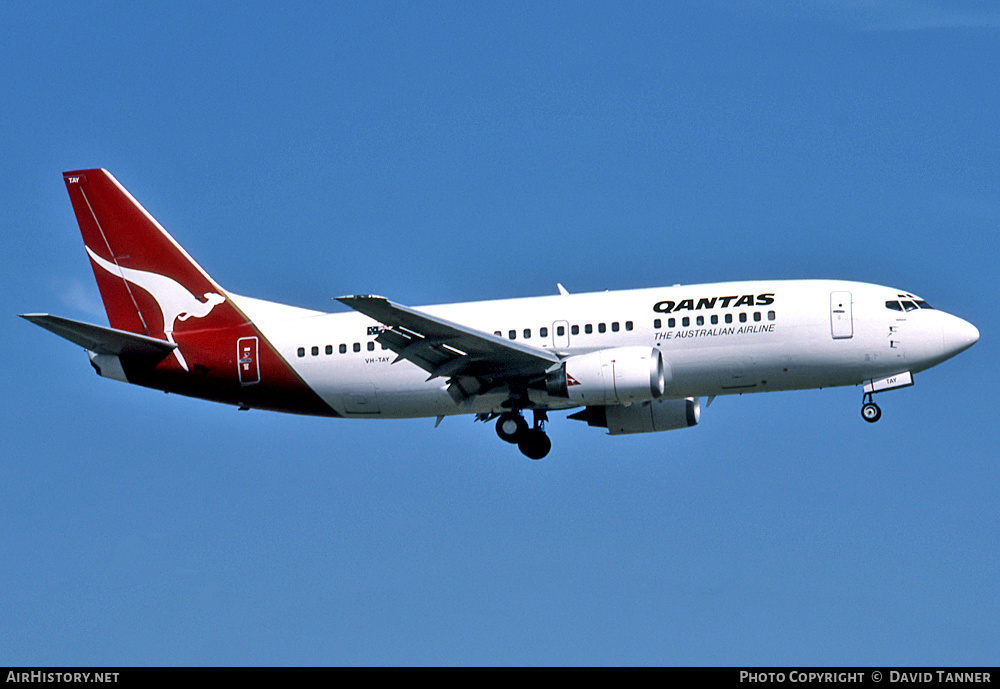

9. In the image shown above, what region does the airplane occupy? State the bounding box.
[21,169,979,459]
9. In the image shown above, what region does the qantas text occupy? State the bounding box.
[653,293,774,314]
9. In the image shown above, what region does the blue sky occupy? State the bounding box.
[1,1,997,665]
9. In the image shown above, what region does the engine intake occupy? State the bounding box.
[546,346,666,404]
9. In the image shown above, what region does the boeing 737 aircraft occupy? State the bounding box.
[22,169,979,459]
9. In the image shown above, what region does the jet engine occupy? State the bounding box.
[568,397,701,435]
[546,346,666,404]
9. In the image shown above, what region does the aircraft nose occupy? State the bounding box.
[941,315,979,357]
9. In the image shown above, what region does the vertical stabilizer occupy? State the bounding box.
[63,170,246,345]
[25,169,336,416]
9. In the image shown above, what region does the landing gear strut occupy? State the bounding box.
[861,392,881,423]
[494,410,552,459]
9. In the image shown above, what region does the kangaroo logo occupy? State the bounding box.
[86,246,225,371]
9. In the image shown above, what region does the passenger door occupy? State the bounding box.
[830,291,853,339]
[237,336,260,385]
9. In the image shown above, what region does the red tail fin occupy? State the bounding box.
[63,169,245,337]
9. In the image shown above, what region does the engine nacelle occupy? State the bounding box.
[569,397,701,435]
[546,346,666,404]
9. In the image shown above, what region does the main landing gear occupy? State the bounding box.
[495,410,551,460]
[861,392,882,423]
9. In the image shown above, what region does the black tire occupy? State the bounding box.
[518,430,552,460]
[861,402,882,423]
[496,413,527,443]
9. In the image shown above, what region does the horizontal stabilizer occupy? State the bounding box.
[19,314,177,358]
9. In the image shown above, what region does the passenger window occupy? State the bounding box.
[297,347,305,358]
[311,346,319,356]
[612,322,619,332]
[696,316,704,326]
[368,342,375,351]
[753,312,761,322]
[353,343,361,352]
[339,344,347,354]
[739,313,747,323]
[325,345,333,355]
[725,314,732,324]
[571,325,580,335]
[682,317,690,327]
[557,325,565,336]
[711,315,718,325]
[585,324,593,334]
[524,329,531,339]
[625,321,633,331]
[494,331,502,336]
[768,311,775,321]
[540,327,548,337]
[381,343,388,350]
[598,323,606,333]
[654,319,661,329]
[668,318,676,328]
[509,330,516,340]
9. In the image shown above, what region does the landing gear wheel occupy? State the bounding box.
[518,429,551,460]
[861,402,881,423]
[496,413,528,443]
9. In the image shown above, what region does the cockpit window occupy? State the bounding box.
[887,298,934,311]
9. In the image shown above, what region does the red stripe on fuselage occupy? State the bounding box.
[120,319,337,417]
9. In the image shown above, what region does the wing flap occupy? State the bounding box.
[336,295,560,383]
[20,314,177,358]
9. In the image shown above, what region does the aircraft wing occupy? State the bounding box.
[336,295,561,400]
[19,313,177,358]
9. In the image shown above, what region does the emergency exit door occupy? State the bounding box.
[830,291,853,339]
[553,320,570,349]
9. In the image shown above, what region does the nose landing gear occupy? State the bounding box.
[861,393,881,423]
[494,410,552,459]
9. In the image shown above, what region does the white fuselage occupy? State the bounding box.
[230,279,976,419]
